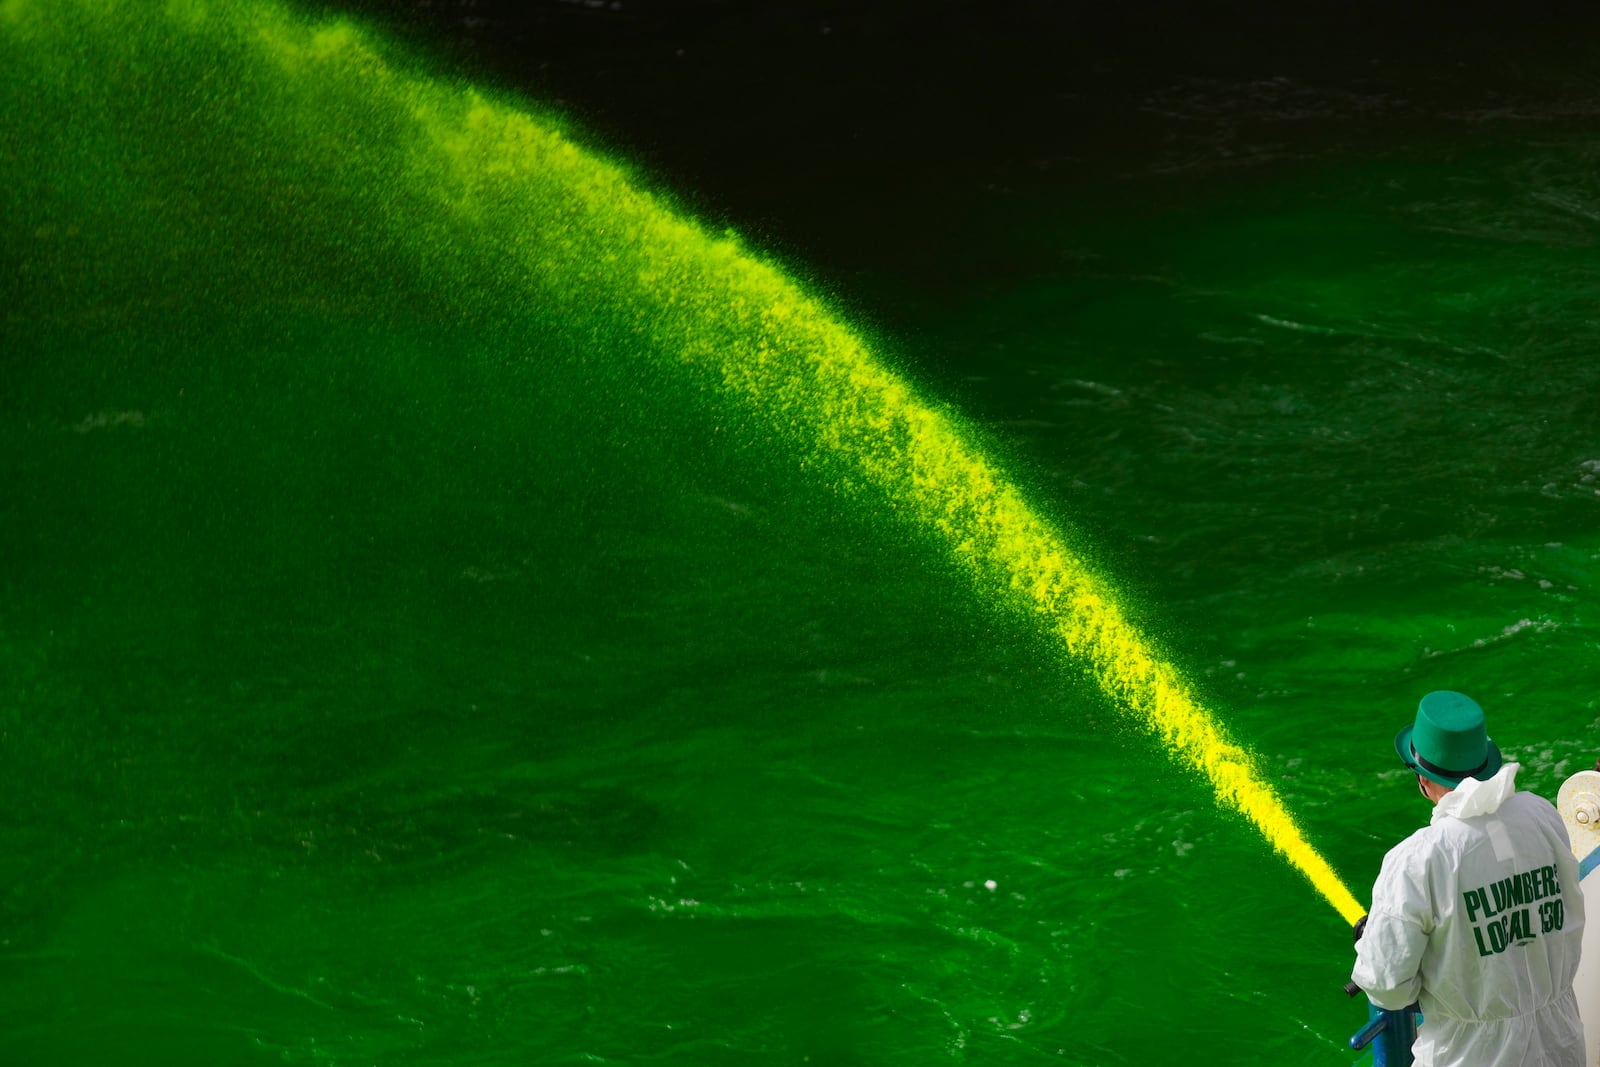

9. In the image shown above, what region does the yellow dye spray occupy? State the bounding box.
[5,0,1365,925]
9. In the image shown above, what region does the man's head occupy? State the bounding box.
[1395,690,1502,790]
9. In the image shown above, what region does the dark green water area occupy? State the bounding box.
[4,1,1600,1062]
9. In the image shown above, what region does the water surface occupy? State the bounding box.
[4,2,1599,1063]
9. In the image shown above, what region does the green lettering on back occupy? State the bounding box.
[1464,887,1484,923]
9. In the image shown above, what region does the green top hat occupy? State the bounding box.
[1395,690,1503,787]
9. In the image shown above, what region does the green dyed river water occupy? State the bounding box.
[3,2,1598,1064]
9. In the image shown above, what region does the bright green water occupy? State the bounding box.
[4,2,1599,1064]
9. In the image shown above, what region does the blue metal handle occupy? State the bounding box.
[1348,1011,1389,1052]
[1348,1002,1419,1066]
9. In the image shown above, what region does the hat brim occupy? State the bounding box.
[1395,724,1503,787]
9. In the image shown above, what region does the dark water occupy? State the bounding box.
[4,2,1600,1063]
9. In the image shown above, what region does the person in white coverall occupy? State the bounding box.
[1352,690,1586,1067]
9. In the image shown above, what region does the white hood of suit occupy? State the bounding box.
[1432,763,1520,824]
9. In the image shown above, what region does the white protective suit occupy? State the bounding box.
[1352,763,1587,1067]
